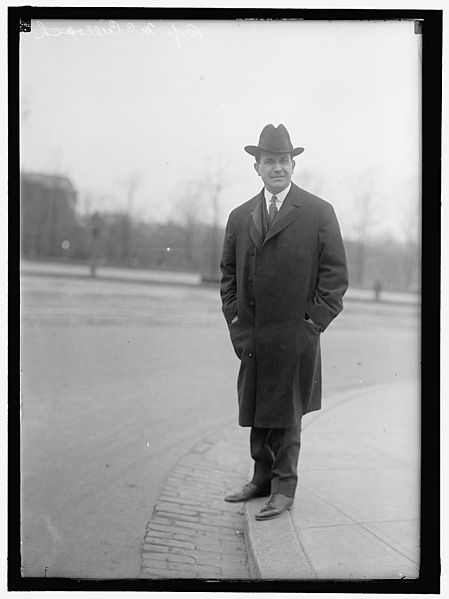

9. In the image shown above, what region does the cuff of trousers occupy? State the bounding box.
[270,479,297,498]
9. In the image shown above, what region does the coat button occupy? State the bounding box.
[250,250,255,257]
[248,352,253,358]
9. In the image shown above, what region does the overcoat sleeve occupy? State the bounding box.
[220,216,238,325]
[305,203,349,332]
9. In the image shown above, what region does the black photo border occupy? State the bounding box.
[8,5,441,594]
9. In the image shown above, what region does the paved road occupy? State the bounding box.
[20,274,419,578]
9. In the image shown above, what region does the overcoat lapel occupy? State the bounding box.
[249,191,264,248]
[263,184,302,246]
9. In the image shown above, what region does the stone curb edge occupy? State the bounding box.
[241,380,416,580]
[243,498,316,580]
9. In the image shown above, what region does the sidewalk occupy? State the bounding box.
[244,379,420,579]
[20,260,419,305]
[139,379,419,580]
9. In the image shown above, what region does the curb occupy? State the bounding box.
[140,422,253,579]
[242,385,368,580]
[244,498,316,579]
[242,380,418,580]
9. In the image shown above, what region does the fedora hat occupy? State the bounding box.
[244,123,304,157]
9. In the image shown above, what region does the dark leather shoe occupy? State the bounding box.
[255,493,294,520]
[224,482,271,503]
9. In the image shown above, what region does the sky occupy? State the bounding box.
[20,17,421,241]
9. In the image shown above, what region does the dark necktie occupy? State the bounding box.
[268,195,279,226]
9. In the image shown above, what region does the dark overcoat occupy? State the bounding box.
[220,182,348,428]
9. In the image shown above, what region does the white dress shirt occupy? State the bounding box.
[264,182,292,215]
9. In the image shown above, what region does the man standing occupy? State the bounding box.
[220,124,348,520]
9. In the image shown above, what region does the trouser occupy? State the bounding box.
[249,421,302,498]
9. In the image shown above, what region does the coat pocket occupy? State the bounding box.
[229,321,242,359]
[229,321,250,360]
[303,317,321,335]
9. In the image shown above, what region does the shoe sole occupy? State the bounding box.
[224,493,270,503]
[255,506,293,520]
[223,491,271,503]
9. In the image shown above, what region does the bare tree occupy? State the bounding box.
[173,155,230,279]
[350,172,382,288]
[201,155,230,280]
[172,179,205,267]
[118,172,142,265]
[88,211,102,277]
[400,193,421,291]
[79,190,102,276]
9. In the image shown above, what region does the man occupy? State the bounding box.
[220,124,348,520]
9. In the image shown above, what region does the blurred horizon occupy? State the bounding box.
[20,18,421,243]
[20,168,420,293]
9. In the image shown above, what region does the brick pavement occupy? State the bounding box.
[140,424,253,579]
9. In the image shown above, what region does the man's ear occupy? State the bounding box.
[291,159,296,172]
[254,162,260,175]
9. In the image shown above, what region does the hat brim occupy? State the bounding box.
[244,145,304,157]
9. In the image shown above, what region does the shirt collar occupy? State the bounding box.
[264,182,292,205]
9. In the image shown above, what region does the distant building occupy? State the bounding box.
[21,171,84,259]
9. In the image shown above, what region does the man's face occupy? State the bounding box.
[254,151,295,194]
